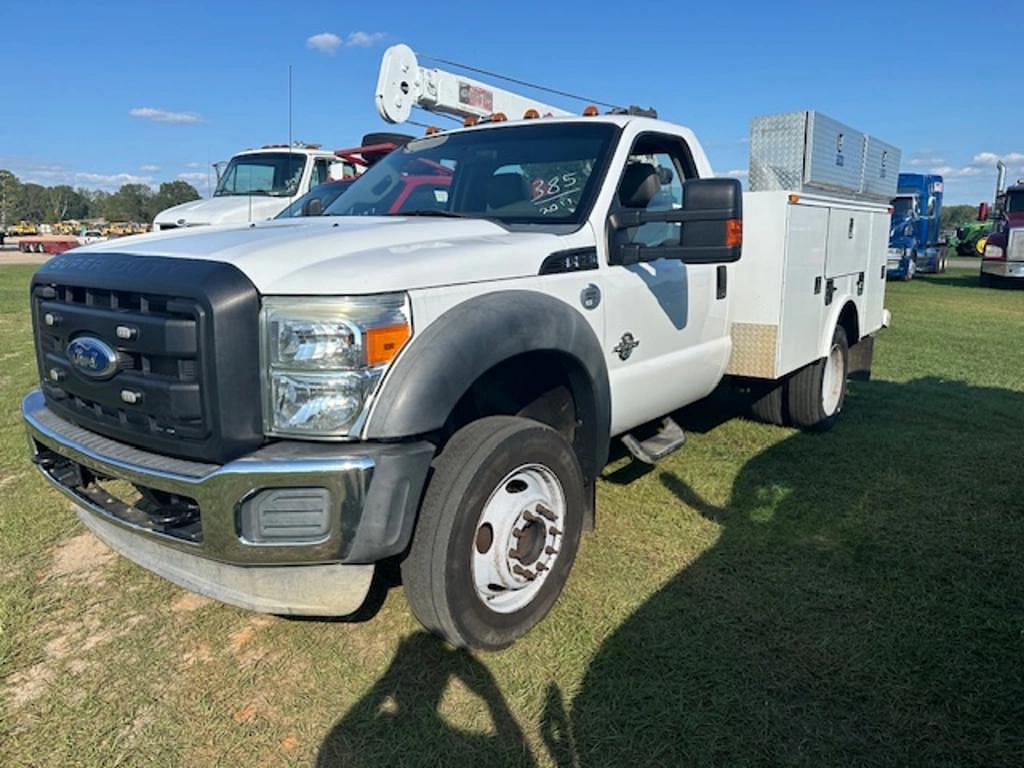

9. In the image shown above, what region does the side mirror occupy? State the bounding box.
[978,202,989,221]
[609,177,742,266]
[302,197,323,217]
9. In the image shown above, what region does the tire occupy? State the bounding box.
[786,326,849,431]
[402,416,585,650]
[980,271,995,288]
[749,380,786,426]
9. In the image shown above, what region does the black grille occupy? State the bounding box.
[32,253,263,463]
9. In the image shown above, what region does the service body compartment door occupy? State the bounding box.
[861,209,889,335]
[826,209,873,277]
[778,203,828,376]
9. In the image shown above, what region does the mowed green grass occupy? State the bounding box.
[1,265,1022,767]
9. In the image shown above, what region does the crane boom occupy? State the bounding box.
[375,44,572,125]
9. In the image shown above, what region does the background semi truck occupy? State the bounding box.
[980,163,1024,286]
[24,47,895,650]
[886,173,946,280]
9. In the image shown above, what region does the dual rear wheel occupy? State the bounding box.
[749,325,849,431]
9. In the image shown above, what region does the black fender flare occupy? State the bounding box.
[365,290,611,480]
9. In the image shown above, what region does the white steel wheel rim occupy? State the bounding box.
[822,343,844,416]
[471,463,566,614]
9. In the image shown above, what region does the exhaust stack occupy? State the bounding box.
[995,160,1007,198]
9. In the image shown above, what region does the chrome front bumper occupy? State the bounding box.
[23,390,433,615]
[981,261,1024,278]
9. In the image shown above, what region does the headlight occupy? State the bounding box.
[887,247,905,258]
[984,244,1004,260]
[260,295,411,437]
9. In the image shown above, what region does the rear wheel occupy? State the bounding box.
[749,380,786,426]
[402,416,584,650]
[787,326,849,431]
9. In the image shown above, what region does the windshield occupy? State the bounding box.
[276,181,353,218]
[1006,190,1024,214]
[323,122,618,225]
[214,152,306,198]
[892,197,915,218]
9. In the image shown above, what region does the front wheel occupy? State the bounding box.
[787,326,849,431]
[402,416,585,650]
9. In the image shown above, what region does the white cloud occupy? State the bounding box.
[930,165,986,179]
[906,153,946,168]
[724,169,748,178]
[129,107,202,124]
[76,172,154,188]
[972,151,1024,166]
[140,164,160,172]
[306,30,385,53]
[185,161,203,169]
[307,32,342,53]
[345,31,385,47]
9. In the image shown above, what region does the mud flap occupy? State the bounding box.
[848,335,875,382]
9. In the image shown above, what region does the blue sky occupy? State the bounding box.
[2,0,1019,204]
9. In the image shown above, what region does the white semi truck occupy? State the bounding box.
[24,46,895,649]
[152,143,355,230]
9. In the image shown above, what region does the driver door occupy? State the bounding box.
[600,133,731,435]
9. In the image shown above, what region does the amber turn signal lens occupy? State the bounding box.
[366,324,411,366]
[726,219,743,247]
[425,125,440,135]
[582,105,599,116]
[523,109,539,119]
[491,112,508,122]
[463,116,478,127]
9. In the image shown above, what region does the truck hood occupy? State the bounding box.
[74,217,569,294]
[153,196,293,227]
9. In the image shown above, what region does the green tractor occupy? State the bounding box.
[951,220,993,256]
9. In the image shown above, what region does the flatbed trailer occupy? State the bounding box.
[18,235,80,255]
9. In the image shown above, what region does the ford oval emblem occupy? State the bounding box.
[66,337,119,380]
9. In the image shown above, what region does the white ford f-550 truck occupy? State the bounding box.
[24,51,895,650]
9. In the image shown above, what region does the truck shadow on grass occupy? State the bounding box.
[317,377,1023,767]
[316,632,537,767]
[553,376,1024,767]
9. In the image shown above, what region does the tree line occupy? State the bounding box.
[0,170,200,226]
[941,205,983,232]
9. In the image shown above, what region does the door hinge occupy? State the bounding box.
[825,278,836,306]
[716,265,727,300]
[857,271,865,296]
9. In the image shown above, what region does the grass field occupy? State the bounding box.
[1,265,1022,767]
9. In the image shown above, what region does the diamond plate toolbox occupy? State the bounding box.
[749,111,900,202]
